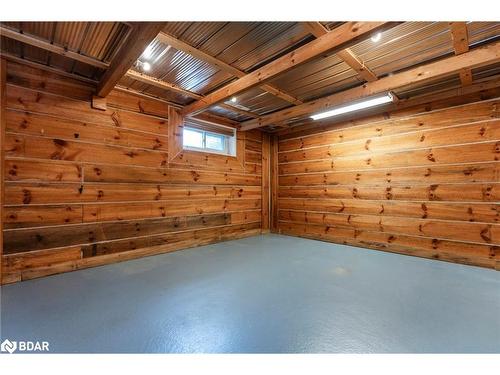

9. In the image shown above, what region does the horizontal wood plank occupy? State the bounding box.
[279,211,500,246]
[278,99,500,151]
[85,164,261,185]
[5,133,168,168]
[4,159,83,182]
[6,109,168,151]
[279,162,500,186]
[279,141,500,174]
[279,183,500,202]
[5,183,261,205]
[279,222,498,268]
[278,199,499,223]
[6,85,169,135]
[82,199,261,222]
[279,120,500,163]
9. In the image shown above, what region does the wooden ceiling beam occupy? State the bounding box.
[302,22,330,37]
[241,40,500,130]
[156,32,302,105]
[0,26,109,69]
[450,22,472,86]
[450,22,470,54]
[96,22,166,98]
[194,112,241,129]
[1,52,98,84]
[157,32,244,77]
[218,103,260,119]
[303,22,378,82]
[258,84,302,105]
[459,68,473,85]
[126,69,260,119]
[125,69,203,99]
[336,49,378,82]
[182,22,393,116]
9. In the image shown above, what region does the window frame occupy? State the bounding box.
[182,126,236,156]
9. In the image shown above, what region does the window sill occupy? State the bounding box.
[182,146,236,157]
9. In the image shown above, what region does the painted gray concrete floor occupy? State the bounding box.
[1,234,499,353]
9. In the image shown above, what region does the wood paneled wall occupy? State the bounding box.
[276,91,500,269]
[1,62,263,283]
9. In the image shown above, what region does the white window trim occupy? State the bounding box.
[182,126,237,156]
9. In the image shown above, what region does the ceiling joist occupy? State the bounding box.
[0,26,110,69]
[303,22,378,82]
[96,22,166,97]
[126,69,203,99]
[241,40,500,130]
[1,51,99,84]
[126,69,260,119]
[181,22,394,117]
[336,49,378,82]
[156,32,303,105]
[450,22,472,86]
[218,103,260,119]
[302,22,330,37]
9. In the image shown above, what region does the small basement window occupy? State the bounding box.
[183,119,236,156]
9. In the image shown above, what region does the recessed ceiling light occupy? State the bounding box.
[371,33,382,43]
[310,93,394,121]
[142,62,151,72]
[230,97,237,103]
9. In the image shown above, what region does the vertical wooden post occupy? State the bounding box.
[0,58,6,284]
[261,132,270,233]
[168,105,184,161]
[270,134,279,233]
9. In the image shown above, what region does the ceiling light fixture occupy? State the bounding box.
[371,32,382,42]
[230,97,238,103]
[143,45,154,60]
[142,62,151,72]
[310,93,394,121]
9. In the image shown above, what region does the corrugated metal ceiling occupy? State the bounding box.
[1,21,129,80]
[1,21,499,125]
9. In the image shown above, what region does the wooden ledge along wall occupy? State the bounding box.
[0,60,265,284]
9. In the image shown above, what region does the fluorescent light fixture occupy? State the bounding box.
[371,32,382,42]
[310,93,394,121]
[142,62,151,72]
